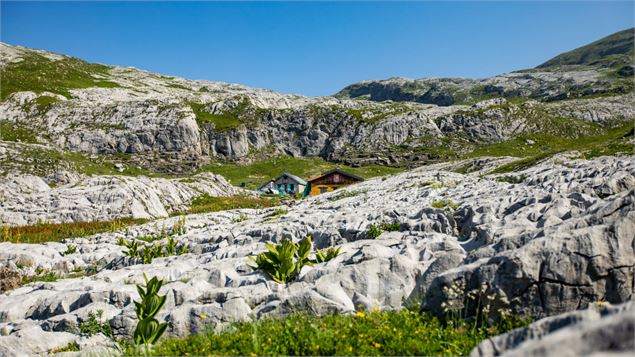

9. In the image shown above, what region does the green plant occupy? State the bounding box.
[495,174,528,184]
[63,244,77,255]
[183,194,282,215]
[248,236,313,284]
[431,200,460,210]
[134,275,169,351]
[313,246,341,264]
[231,214,249,223]
[79,309,113,338]
[171,216,187,235]
[271,208,288,216]
[146,307,528,356]
[367,224,382,239]
[0,218,147,244]
[379,222,400,232]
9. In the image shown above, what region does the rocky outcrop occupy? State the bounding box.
[0,173,245,226]
[470,301,635,357]
[0,155,633,355]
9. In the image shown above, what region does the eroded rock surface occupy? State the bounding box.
[470,301,635,357]
[0,172,244,225]
[0,155,633,355]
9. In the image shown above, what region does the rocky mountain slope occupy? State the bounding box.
[1,29,633,175]
[336,28,634,105]
[0,155,633,355]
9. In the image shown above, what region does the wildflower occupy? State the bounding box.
[373,306,380,313]
[596,301,605,307]
[373,342,382,349]
[200,314,207,319]
[356,311,365,318]
[250,352,257,357]
[348,346,353,352]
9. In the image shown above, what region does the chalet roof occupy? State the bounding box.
[307,168,364,183]
[257,179,275,191]
[276,172,307,185]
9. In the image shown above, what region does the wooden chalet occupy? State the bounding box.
[307,168,364,196]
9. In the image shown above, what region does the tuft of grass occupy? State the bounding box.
[271,208,288,216]
[184,194,282,215]
[147,309,527,356]
[431,200,460,210]
[1,218,147,244]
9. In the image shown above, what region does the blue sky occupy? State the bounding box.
[2,1,633,96]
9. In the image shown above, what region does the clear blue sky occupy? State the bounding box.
[2,1,633,96]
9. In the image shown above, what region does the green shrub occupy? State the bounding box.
[367,224,382,239]
[133,275,168,352]
[379,222,400,232]
[118,236,187,264]
[248,236,313,284]
[62,244,77,255]
[313,246,341,264]
[431,200,460,210]
[271,208,288,216]
[79,309,113,338]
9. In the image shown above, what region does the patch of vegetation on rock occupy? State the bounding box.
[0,121,40,143]
[0,52,120,100]
[184,194,282,215]
[145,306,527,356]
[0,218,147,244]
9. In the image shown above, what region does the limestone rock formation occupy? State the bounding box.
[0,155,633,355]
[470,301,635,357]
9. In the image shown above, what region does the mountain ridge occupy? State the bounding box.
[335,28,634,105]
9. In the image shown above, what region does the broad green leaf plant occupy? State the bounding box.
[134,274,169,353]
[249,235,340,284]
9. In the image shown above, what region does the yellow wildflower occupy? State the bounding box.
[348,346,353,352]
[596,301,605,307]
[356,311,365,318]
[373,342,382,348]
[373,306,380,313]
[200,314,207,319]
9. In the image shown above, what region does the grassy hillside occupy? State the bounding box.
[537,28,634,69]
[0,51,120,100]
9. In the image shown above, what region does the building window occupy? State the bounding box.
[333,174,340,183]
[277,184,284,192]
[288,183,295,193]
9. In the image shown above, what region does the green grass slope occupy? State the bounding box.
[537,28,634,69]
